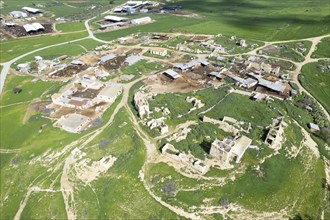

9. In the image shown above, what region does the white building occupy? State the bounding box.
[104,15,127,22]
[17,63,30,73]
[10,11,27,18]
[99,53,116,63]
[130,16,151,25]
[57,113,90,133]
[163,69,181,80]
[149,48,167,56]
[97,83,122,102]
[22,7,42,14]
[309,123,320,132]
[80,75,104,90]
[23,23,44,32]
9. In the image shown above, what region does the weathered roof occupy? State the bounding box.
[231,135,252,159]
[10,11,27,18]
[104,15,127,22]
[258,78,286,93]
[131,16,151,24]
[23,23,44,32]
[248,72,286,92]
[125,55,143,66]
[23,24,35,32]
[22,7,42,13]
[101,22,125,28]
[99,53,116,63]
[163,69,181,79]
[175,59,209,70]
[198,59,210,66]
[5,22,16,26]
[253,93,266,100]
[113,7,123,12]
[208,71,223,79]
[98,83,122,99]
[309,123,320,131]
[71,60,84,65]
[150,48,167,53]
[230,74,258,87]
[32,22,44,30]
[59,113,89,133]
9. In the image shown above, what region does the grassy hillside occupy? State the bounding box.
[312,37,330,58]
[173,0,330,40]
[96,0,329,41]
[299,61,330,113]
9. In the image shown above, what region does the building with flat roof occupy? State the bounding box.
[130,16,151,25]
[210,135,252,165]
[57,113,90,133]
[79,75,104,90]
[104,15,128,22]
[149,48,167,56]
[99,53,116,63]
[163,69,181,80]
[10,11,27,18]
[125,55,143,66]
[97,83,122,102]
[175,59,209,71]
[23,23,44,32]
[22,7,42,14]
[309,123,320,132]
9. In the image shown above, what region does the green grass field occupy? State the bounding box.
[0,32,88,63]
[312,37,330,58]
[56,21,86,32]
[95,0,329,42]
[174,0,330,41]
[205,93,277,126]
[0,75,63,106]
[147,123,326,218]
[261,41,312,62]
[21,192,67,219]
[121,60,167,76]
[14,38,103,64]
[299,61,330,113]
[0,0,124,18]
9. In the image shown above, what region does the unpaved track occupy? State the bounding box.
[125,104,200,219]
[60,77,147,219]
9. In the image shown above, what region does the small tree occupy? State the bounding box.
[219,197,230,208]
[12,87,22,94]
[163,182,177,197]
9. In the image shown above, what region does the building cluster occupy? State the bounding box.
[210,56,293,99]
[50,76,123,133]
[112,1,157,14]
[9,7,43,19]
[2,6,52,38]
[99,14,152,30]
[111,1,182,15]
[100,11,152,30]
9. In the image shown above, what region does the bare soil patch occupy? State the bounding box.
[51,64,89,78]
